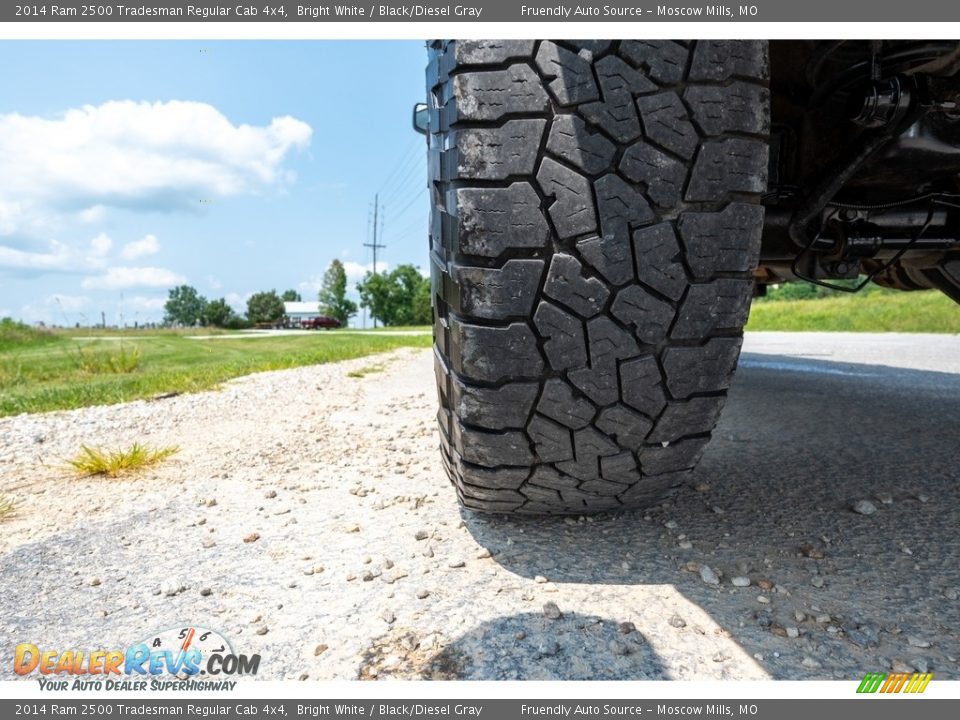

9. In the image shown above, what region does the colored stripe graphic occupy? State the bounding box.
[857,672,932,694]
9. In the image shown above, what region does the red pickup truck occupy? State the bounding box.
[300,316,340,330]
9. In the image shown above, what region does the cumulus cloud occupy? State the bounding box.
[120,233,159,260]
[81,266,185,290]
[126,296,166,311]
[0,100,312,237]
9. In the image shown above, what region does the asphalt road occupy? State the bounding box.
[1,332,958,681]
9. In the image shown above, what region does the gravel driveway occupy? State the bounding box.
[1,333,958,681]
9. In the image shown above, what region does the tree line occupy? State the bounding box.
[163,260,431,328]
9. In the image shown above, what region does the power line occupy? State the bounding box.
[363,193,387,329]
[376,136,422,197]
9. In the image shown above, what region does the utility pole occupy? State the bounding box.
[363,193,386,328]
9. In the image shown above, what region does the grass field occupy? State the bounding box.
[747,290,959,333]
[0,324,431,417]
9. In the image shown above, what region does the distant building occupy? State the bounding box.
[283,301,320,326]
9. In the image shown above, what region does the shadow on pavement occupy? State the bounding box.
[462,353,960,679]
[359,612,665,680]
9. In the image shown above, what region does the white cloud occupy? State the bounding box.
[343,261,389,282]
[81,266,185,290]
[120,233,159,260]
[0,100,312,237]
[225,291,252,312]
[207,275,222,290]
[90,232,112,256]
[127,296,166,311]
[78,205,106,224]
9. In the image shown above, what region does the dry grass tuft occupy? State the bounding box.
[65,443,179,478]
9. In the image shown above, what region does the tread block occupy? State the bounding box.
[632,223,688,301]
[454,40,536,65]
[684,82,770,136]
[569,364,620,406]
[610,285,676,345]
[546,114,616,175]
[535,41,600,106]
[577,234,635,286]
[458,463,529,491]
[636,92,699,160]
[460,482,527,504]
[596,405,653,449]
[579,56,651,143]
[453,65,550,121]
[537,158,598,238]
[595,173,655,247]
[456,183,549,258]
[455,119,547,180]
[537,378,596,429]
[460,496,526,513]
[596,54,658,95]
[662,337,742,398]
[648,397,726,443]
[455,259,545,319]
[685,138,769,201]
[578,478,629,496]
[619,141,686,208]
[586,315,640,368]
[519,483,563,504]
[620,41,689,84]
[452,320,544,383]
[678,203,764,279]
[671,279,752,339]
[600,451,641,483]
[451,377,539,431]
[528,465,580,491]
[534,301,588,370]
[528,414,574,462]
[640,436,709,475]
[688,40,769,82]
[453,422,534,467]
[543,253,610,317]
[620,356,667,416]
[618,471,686,504]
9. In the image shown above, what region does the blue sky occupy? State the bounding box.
[0,41,429,327]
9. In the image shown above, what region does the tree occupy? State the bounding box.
[246,290,285,325]
[281,289,302,302]
[164,285,207,327]
[357,264,431,327]
[318,259,357,327]
[203,297,234,328]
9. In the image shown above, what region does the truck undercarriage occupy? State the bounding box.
[762,40,960,302]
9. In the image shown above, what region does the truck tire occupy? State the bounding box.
[427,40,770,514]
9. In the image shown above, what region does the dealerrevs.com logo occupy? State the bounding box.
[14,626,260,691]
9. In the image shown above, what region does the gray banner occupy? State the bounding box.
[3,700,960,718]
[3,0,960,23]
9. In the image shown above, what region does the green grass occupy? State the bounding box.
[0,330,431,416]
[65,443,179,478]
[0,318,58,351]
[747,290,960,333]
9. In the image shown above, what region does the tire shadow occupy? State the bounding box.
[358,612,665,680]
[462,353,960,679]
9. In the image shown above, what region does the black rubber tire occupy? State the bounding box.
[427,40,770,515]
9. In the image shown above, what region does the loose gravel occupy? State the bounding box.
[1,334,959,680]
